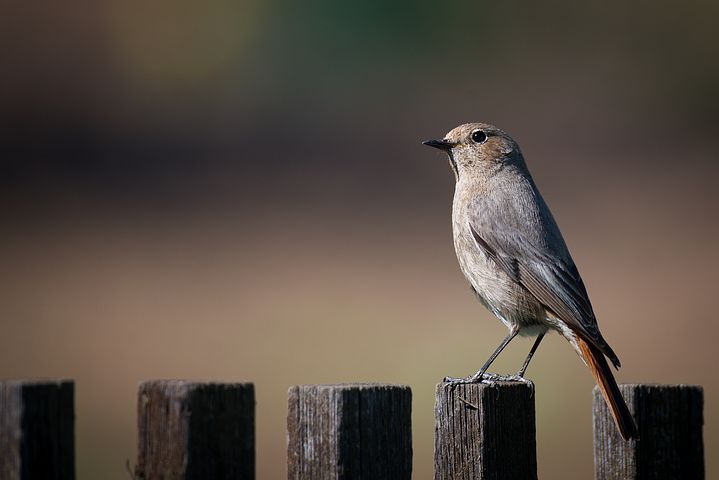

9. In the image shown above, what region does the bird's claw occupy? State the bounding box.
[494,373,534,386]
[443,372,533,387]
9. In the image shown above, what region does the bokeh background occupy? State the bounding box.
[1,1,718,478]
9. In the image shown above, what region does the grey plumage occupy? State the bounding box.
[424,122,637,440]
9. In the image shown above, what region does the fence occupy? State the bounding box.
[0,379,704,479]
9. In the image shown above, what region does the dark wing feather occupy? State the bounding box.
[468,219,621,369]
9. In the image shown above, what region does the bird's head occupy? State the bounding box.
[423,122,524,180]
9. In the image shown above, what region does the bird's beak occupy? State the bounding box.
[422,139,455,151]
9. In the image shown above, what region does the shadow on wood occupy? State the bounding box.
[135,380,255,480]
[0,379,75,480]
[287,383,412,480]
[593,384,704,480]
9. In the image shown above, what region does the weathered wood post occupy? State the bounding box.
[0,379,75,480]
[593,384,704,480]
[135,380,255,479]
[434,381,537,480]
[287,383,412,480]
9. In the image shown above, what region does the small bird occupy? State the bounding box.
[423,122,637,440]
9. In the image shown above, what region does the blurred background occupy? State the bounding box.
[1,1,718,478]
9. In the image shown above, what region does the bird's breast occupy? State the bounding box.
[451,190,545,330]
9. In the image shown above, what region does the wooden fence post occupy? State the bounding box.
[135,380,255,479]
[434,381,537,480]
[593,384,703,480]
[287,383,412,480]
[0,379,75,480]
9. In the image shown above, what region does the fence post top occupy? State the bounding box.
[289,383,411,391]
[594,383,703,393]
[138,379,254,388]
[0,378,73,387]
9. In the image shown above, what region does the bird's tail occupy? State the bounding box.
[577,337,637,440]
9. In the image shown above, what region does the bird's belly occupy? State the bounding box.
[453,230,546,334]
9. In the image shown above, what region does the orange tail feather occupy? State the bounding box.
[577,337,637,440]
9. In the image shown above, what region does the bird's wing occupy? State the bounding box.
[468,203,621,368]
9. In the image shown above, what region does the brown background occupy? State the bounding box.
[1,1,717,478]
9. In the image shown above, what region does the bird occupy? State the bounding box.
[423,122,637,440]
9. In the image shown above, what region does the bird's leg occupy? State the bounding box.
[464,333,546,387]
[464,332,544,385]
[516,332,545,378]
[444,327,519,385]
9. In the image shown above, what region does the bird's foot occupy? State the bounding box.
[443,369,501,384]
[443,372,533,387]
[492,373,534,386]
[442,375,477,385]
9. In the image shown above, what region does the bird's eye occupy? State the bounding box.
[471,130,488,144]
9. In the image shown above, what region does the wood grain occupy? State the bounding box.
[287,383,412,480]
[593,384,703,480]
[0,379,75,480]
[434,381,536,480]
[135,380,255,479]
